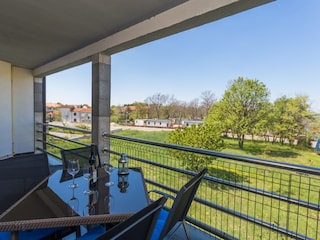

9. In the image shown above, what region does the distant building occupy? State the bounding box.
[135,119,147,126]
[45,103,91,124]
[71,107,91,123]
[134,118,203,128]
[59,107,72,123]
[146,119,170,128]
[181,119,203,127]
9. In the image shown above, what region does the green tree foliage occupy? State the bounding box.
[206,77,270,149]
[168,124,225,171]
[271,95,314,146]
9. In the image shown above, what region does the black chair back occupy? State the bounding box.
[60,145,101,170]
[97,196,167,240]
[0,152,50,214]
[159,167,208,239]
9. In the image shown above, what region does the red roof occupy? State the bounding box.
[72,108,91,113]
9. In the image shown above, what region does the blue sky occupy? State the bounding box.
[46,0,320,112]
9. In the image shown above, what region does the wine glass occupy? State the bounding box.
[83,164,94,195]
[103,162,114,187]
[83,190,98,216]
[104,194,114,213]
[83,204,95,216]
[67,159,80,188]
[68,188,79,216]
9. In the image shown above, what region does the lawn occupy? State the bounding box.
[114,129,320,239]
[115,129,320,168]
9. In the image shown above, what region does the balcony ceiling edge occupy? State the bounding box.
[32,0,275,77]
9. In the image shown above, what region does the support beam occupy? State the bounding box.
[91,53,111,163]
[34,77,45,153]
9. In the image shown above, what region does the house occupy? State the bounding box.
[71,107,92,123]
[182,119,203,127]
[135,119,147,127]
[146,119,171,128]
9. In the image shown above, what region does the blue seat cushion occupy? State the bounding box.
[0,227,64,240]
[151,209,169,240]
[76,225,106,240]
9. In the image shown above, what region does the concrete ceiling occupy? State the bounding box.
[0,0,275,76]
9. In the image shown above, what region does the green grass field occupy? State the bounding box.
[114,129,320,239]
[115,129,320,168]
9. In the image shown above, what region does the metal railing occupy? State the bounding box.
[37,123,320,239]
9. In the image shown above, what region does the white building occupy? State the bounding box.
[146,119,171,128]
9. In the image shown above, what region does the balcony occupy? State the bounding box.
[36,123,320,239]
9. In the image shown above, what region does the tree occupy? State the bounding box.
[186,98,200,120]
[165,97,187,123]
[271,95,314,146]
[206,77,270,149]
[145,93,169,119]
[168,124,224,171]
[251,102,274,141]
[200,90,216,117]
[132,102,148,119]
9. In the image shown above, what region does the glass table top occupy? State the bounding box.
[0,167,150,222]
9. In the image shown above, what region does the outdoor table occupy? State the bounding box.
[0,167,150,238]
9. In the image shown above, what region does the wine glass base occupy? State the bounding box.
[83,189,95,195]
[69,183,78,189]
[105,181,114,187]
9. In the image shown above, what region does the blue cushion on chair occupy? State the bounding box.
[76,225,106,240]
[0,232,10,240]
[0,227,64,240]
[151,209,169,240]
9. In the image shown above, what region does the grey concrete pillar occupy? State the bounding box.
[92,53,111,164]
[34,77,45,153]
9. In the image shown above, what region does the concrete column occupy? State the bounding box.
[34,77,45,153]
[92,53,111,164]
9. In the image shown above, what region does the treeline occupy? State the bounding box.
[111,77,320,150]
[111,90,216,123]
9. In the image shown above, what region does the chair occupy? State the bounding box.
[60,145,102,170]
[77,196,167,240]
[150,167,208,240]
[0,153,50,214]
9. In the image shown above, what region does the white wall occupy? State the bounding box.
[0,61,34,159]
[12,67,34,154]
[0,61,13,159]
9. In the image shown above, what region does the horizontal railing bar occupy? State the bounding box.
[108,147,320,211]
[146,178,313,240]
[46,133,89,146]
[205,175,320,211]
[41,123,91,134]
[200,199,314,240]
[146,179,237,240]
[36,147,61,160]
[104,147,202,177]
[107,134,320,176]
[37,138,65,151]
